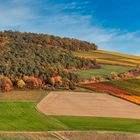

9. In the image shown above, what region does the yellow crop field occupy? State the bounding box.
[74,50,140,67]
[96,50,140,60]
[97,59,136,67]
[120,59,140,65]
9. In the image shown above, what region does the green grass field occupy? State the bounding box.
[0,101,140,132]
[0,90,139,132]
[75,65,133,80]
[103,79,140,96]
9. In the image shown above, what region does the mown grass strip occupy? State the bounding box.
[0,101,139,132]
[75,65,133,80]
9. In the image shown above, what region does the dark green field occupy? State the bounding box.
[103,79,140,96]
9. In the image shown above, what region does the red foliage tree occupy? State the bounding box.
[53,76,62,82]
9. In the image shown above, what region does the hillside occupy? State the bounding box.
[75,65,133,80]
[74,50,139,80]
[74,50,140,67]
[0,31,100,91]
[0,31,138,91]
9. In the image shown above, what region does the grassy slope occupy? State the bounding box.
[103,79,140,96]
[75,65,133,80]
[0,101,62,131]
[0,91,140,132]
[74,50,140,67]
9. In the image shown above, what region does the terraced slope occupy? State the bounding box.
[74,50,140,67]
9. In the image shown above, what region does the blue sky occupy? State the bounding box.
[0,0,140,55]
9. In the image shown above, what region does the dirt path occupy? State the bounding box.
[37,91,140,119]
[0,131,140,140]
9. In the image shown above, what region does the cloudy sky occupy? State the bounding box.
[0,0,140,55]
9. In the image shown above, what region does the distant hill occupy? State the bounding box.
[74,50,140,67]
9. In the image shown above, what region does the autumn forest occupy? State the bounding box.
[0,31,99,91]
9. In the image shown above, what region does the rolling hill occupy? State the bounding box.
[0,31,100,90]
[75,64,133,80]
[0,31,140,137]
[0,30,138,91]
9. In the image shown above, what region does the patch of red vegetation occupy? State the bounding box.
[82,83,129,95]
[82,83,140,105]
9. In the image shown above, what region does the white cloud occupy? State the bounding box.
[0,0,140,55]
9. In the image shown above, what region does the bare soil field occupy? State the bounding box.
[0,90,47,100]
[37,91,140,119]
[0,131,140,140]
[61,131,140,140]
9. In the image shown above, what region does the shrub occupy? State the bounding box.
[136,65,140,72]
[50,76,63,87]
[49,77,55,86]
[0,75,4,81]
[1,77,13,92]
[91,76,96,82]
[69,82,76,90]
[62,78,70,88]
[123,72,134,78]
[17,79,26,88]
[136,76,140,79]
[118,72,134,79]
[25,76,43,89]
[23,76,29,81]
[0,75,4,90]
[53,76,62,82]
[91,76,105,83]
[42,85,52,91]
[110,72,120,80]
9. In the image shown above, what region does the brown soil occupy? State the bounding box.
[37,91,140,119]
[0,131,140,140]
[0,90,47,100]
[61,131,140,140]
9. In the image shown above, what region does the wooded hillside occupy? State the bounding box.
[0,31,99,91]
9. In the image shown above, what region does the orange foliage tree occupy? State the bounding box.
[1,77,13,92]
[25,76,43,89]
[49,76,62,87]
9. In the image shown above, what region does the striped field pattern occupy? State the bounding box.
[74,50,140,67]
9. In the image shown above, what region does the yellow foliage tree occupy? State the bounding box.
[23,76,28,81]
[136,76,140,80]
[17,79,26,88]
[0,75,4,81]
